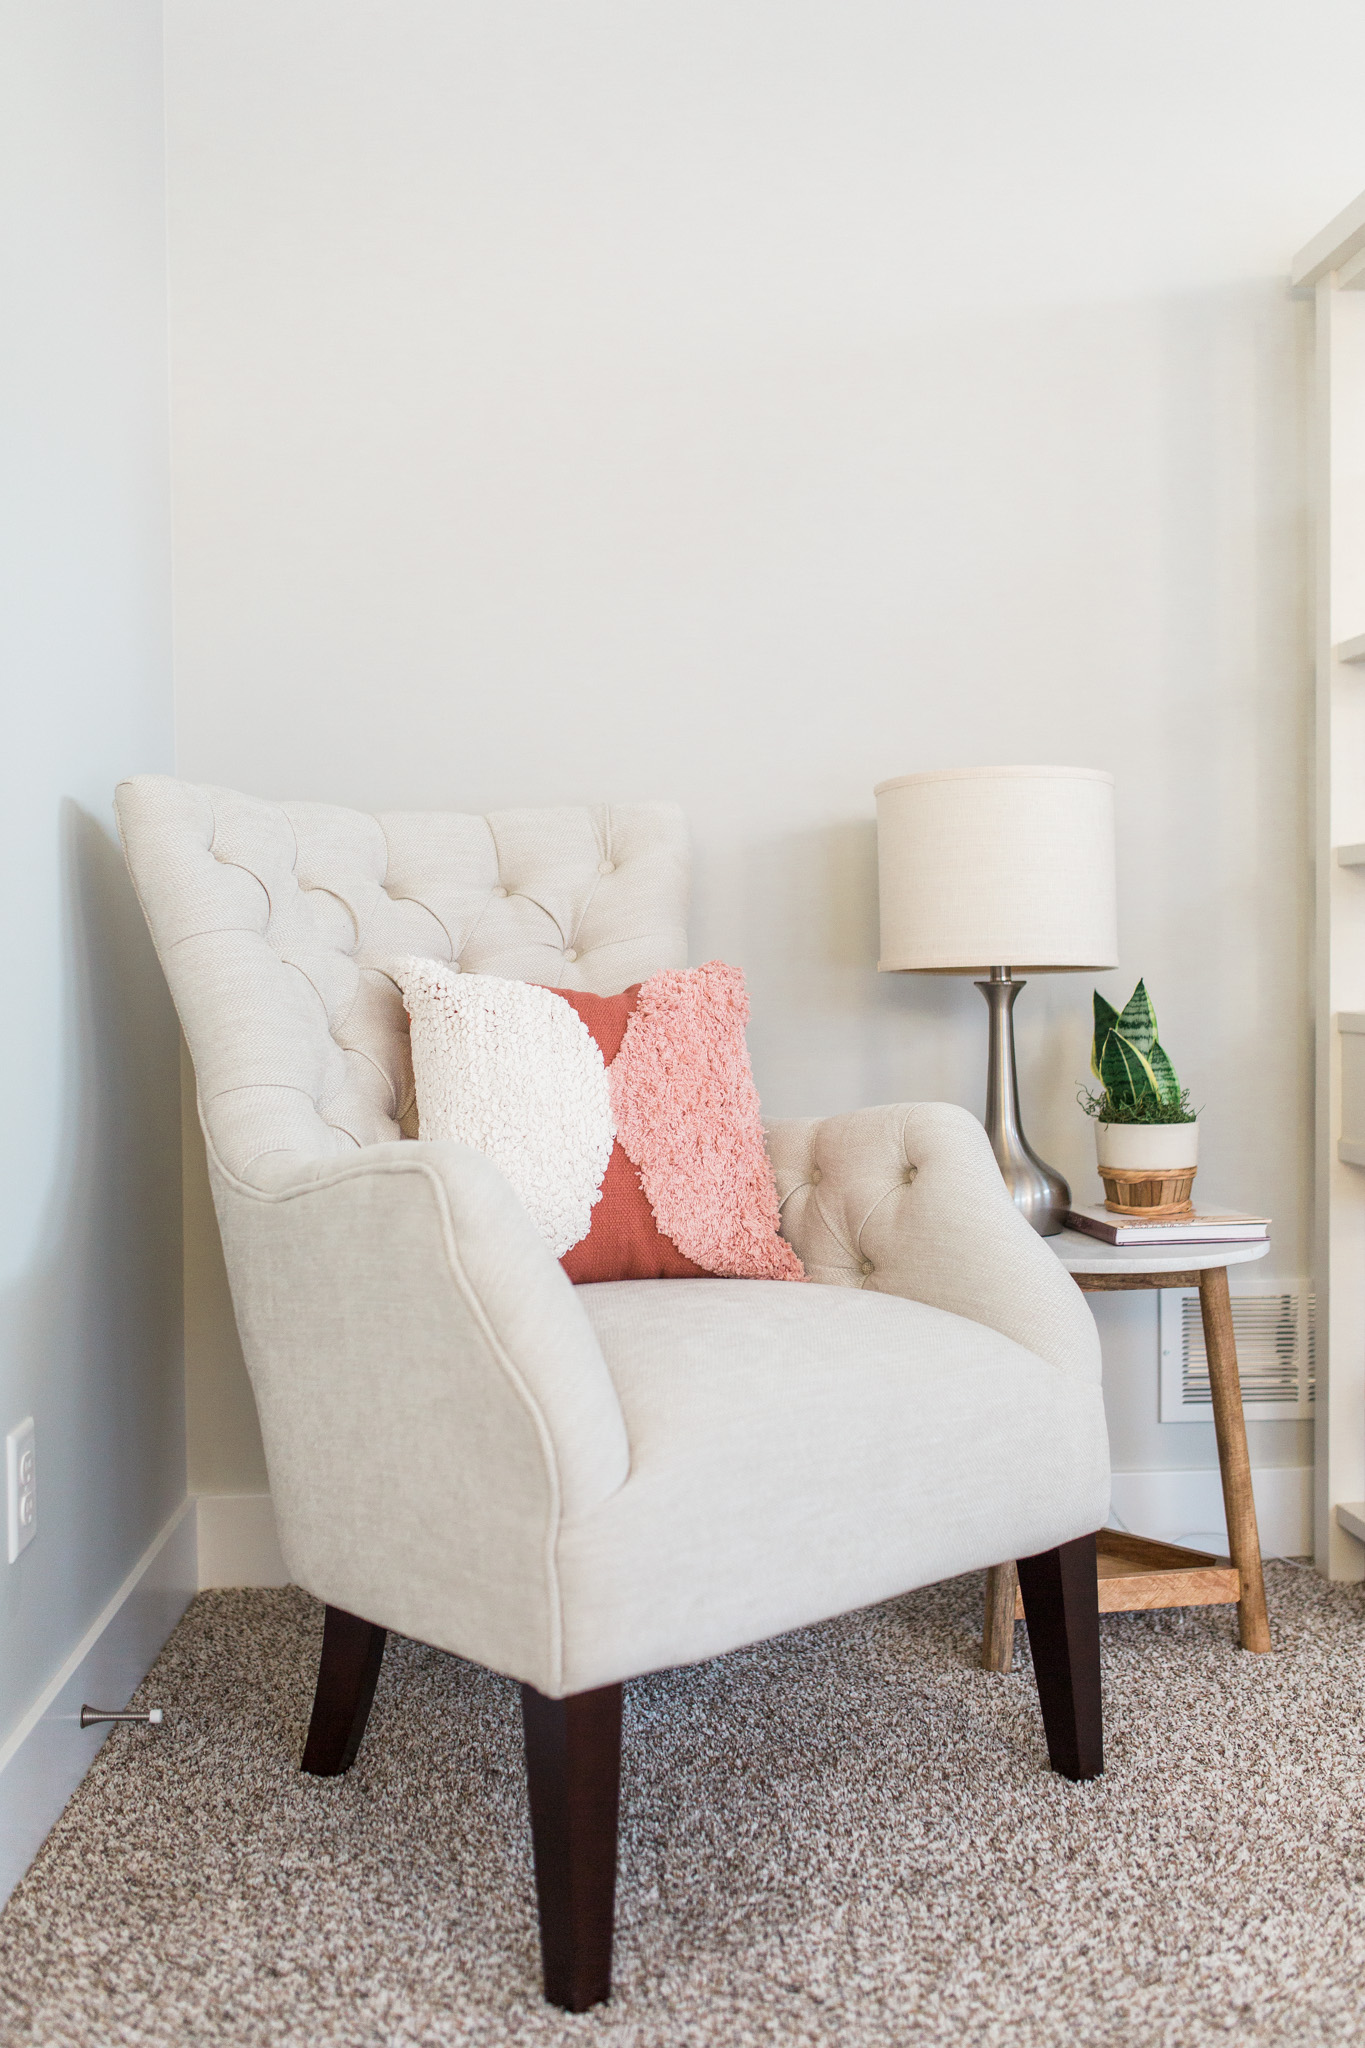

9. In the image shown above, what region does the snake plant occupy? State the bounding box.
[1081,979,1195,1124]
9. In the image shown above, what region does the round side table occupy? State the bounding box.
[980,1228,1273,1671]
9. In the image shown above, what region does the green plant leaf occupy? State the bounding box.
[1115,978,1158,1057]
[1147,1039,1182,1107]
[1091,991,1120,1080]
[1098,1026,1162,1107]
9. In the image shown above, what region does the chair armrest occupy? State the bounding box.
[766,1103,1099,1380]
[208,1134,630,1693]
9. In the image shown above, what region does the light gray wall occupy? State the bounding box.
[0,0,183,1744]
[163,0,1357,1494]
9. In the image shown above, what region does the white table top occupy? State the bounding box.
[1049,1226,1270,1277]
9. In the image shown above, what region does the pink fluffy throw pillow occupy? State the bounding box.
[603,963,804,1282]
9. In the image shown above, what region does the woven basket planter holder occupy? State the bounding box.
[1099,1164,1197,1220]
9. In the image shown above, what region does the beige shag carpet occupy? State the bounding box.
[2,1565,1365,2045]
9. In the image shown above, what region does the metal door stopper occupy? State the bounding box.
[80,1706,163,1728]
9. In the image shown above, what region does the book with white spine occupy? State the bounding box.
[1064,1204,1269,1247]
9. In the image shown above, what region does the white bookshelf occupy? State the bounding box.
[1292,192,1365,1578]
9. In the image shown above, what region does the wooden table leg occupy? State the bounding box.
[981,1562,1019,1671]
[1197,1265,1272,1653]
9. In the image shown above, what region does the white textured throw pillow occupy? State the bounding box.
[389,960,615,1257]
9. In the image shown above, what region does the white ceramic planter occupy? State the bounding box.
[1095,1119,1198,1173]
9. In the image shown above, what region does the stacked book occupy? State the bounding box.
[1064,1204,1268,1247]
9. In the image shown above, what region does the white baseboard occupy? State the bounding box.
[195,1491,288,1589]
[1108,1466,1313,1557]
[0,1498,197,1910]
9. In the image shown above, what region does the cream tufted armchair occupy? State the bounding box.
[117,775,1109,2013]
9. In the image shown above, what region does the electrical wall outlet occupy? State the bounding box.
[6,1419,36,1563]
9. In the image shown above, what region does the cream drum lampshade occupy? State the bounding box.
[874,766,1118,974]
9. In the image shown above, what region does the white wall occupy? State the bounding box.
[164,1,1361,1517]
[0,0,186,1774]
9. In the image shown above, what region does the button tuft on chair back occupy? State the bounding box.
[116,776,689,1184]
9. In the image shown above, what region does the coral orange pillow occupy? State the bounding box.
[549,987,707,1281]
[390,958,804,1284]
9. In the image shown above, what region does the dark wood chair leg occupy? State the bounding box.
[1016,1532,1103,1782]
[301,1605,387,1776]
[521,1681,623,2013]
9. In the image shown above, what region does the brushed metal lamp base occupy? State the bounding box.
[976,967,1070,1237]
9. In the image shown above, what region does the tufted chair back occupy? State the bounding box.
[115,777,689,1188]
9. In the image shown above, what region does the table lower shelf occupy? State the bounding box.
[1012,1529,1241,1617]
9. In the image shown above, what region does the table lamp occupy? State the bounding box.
[875,766,1118,1236]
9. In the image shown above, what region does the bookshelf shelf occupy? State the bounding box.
[1338,632,1365,665]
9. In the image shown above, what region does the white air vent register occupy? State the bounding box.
[1159,1281,1315,1424]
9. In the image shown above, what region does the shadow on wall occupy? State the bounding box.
[0,803,184,1736]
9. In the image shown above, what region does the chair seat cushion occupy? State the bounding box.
[555,1280,1110,1693]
